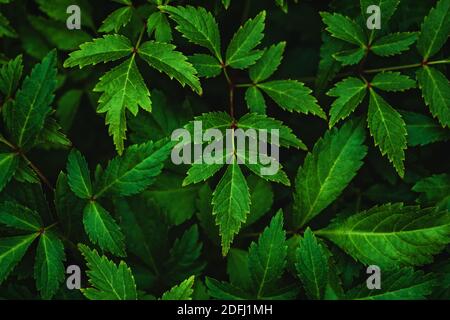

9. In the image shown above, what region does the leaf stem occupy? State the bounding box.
[363,58,450,74]
[22,153,53,190]
[223,67,235,119]
[134,23,147,51]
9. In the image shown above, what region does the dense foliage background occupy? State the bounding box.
[0,0,449,300]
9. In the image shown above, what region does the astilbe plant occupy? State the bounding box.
[0,0,449,300]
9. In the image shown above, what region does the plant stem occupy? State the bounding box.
[22,153,53,190]
[363,59,449,74]
[134,23,147,50]
[223,68,235,119]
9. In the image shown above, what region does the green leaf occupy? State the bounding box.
[249,42,285,83]
[413,174,450,209]
[188,54,222,78]
[401,111,450,146]
[367,89,407,177]
[93,56,151,154]
[348,268,436,300]
[333,47,365,66]
[226,11,265,69]
[315,34,345,94]
[222,0,231,9]
[212,162,251,256]
[227,249,252,291]
[55,89,83,132]
[0,153,19,192]
[147,11,172,43]
[0,12,16,38]
[34,231,65,299]
[83,201,125,257]
[245,86,266,114]
[371,32,418,57]
[35,0,94,28]
[161,276,195,300]
[6,50,57,150]
[0,234,39,284]
[245,176,274,227]
[293,119,367,228]
[36,117,72,150]
[417,0,450,59]
[0,201,42,231]
[138,41,202,95]
[320,12,366,46]
[295,228,329,300]
[205,277,249,299]
[327,77,367,127]
[78,244,137,300]
[248,211,287,299]
[317,203,450,269]
[371,72,416,92]
[67,149,93,199]
[99,6,133,33]
[161,5,222,60]
[0,54,23,97]
[64,35,133,68]
[258,80,326,119]
[360,0,400,43]
[95,140,174,197]
[416,66,450,128]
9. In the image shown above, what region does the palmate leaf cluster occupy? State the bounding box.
[0,0,449,301]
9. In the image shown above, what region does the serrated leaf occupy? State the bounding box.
[147,11,172,43]
[183,162,225,186]
[0,234,38,284]
[401,111,450,146]
[67,149,93,199]
[161,5,222,60]
[0,201,42,231]
[64,35,133,68]
[227,249,252,291]
[161,276,195,300]
[413,174,450,209]
[188,54,222,78]
[367,89,407,177]
[320,12,366,46]
[327,77,367,127]
[360,0,400,43]
[0,54,23,97]
[226,11,265,69]
[416,66,450,128]
[417,0,450,59]
[0,153,19,192]
[95,140,173,197]
[83,201,125,257]
[245,176,273,226]
[34,231,65,299]
[333,48,365,66]
[371,72,416,92]
[94,56,151,154]
[212,162,250,256]
[35,0,94,28]
[293,119,367,228]
[317,203,450,269]
[0,12,16,38]
[6,50,57,150]
[138,41,202,95]
[315,34,345,94]
[371,32,418,57]
[35,117,72,150]
[258,80,326,118]
[78,244,137,300]
[295,228,329,300]
[248,211,287,299]
[245,86,266,114]
[249,42,285,83]
[205,277,250,299]
[99,6,133,33]
[55,89,83,132]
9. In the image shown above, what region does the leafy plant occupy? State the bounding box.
[0,0,449,300]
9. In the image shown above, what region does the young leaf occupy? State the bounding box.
[248,211,287,299]
[226,11,265,69]
[371,32,418,57]
[416,0,450,59]
[0,201,42,231]
[327,77,367,127]
[295,228,329,300]
[0,153,19,192]
[348,268,436,300]
[249,42,285,83]
[147,11,172,43]
[416,66,450,128]
[371,72,416,92]
[367,89,407,177]
[0,54,23,97]
[401,111,450,146]
[293,119,367,228]
[83,201,126,257]
[161,276,195,300]
[6,50,57,150]
[161,5,222,61]
[320,12,366,46]
[67,149,93,199]
[138,41,202,95]
[212,162,251,256]
[78,244,137,300]
[317,204,450,269]
[245,86,266,114]
[99,6,133,33]
[0,234,39,284]
[188,54,222,78]
[258,80,326,119]
[34,231,66,299]
[93,56,151,154]
[64,35,133,68]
